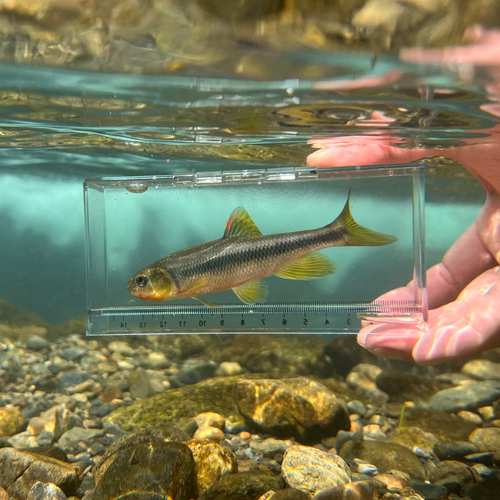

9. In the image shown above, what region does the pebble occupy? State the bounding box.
[425,381,500,412]
[375,473,408,491]
[363,424,386,441]
[252,438,288,457]
[26,336,51,351]
[478,406,495,421]
[60,347,86,362]
[179,359,218,385]
[194,412,225,430]
[470,463,495,479]
[313,479,377,500]
[335,430,360,452]
[107,341,136,357]
[282,444,351,496]
[346,364,389,406]
[193,425,225,442]
[143,352,170,370]
[27,482,68,500]
[457,410,484,426]
[464,452,494,465]
[461,359,500,381]
[59,371,89,390]
[469,427,500,460]
[408,480,448,500]
[433,441,478,461]
[0,406,25,437]
[36,430,55,446]
[186,439,237,493]
[347,400,368,417]
[355,460,378,476]
[58,427,104,453]
[216,361,243,376]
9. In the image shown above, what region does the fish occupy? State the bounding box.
[127,192,397,305]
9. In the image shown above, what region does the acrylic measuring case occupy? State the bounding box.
[84,163,426,335]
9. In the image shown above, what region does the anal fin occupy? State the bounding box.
[274,253,336,280]
[233,279,268,304]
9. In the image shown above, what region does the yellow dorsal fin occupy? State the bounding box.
[232,279,268,304]
[223,207,263,238]
[274,253,337,280]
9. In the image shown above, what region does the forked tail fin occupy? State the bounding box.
[330,191,397,247]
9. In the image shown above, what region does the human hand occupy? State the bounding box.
[307,27,500,364]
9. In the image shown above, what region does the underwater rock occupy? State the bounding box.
[433,441,479,461]
[457,410,484,426]
[313,479,378,499]
[27,481,68,500]
[193,426,225,442]
[103,376,349,443]
[425,381,500,412]
[93,430,196,500]
[26,336,51,351]
[282,445,351,496]
[179,359,219,385]
[375,371,444,403]
[469,428,500,462]
[57,427,104,454]
[216,361,243,376]
[389,427,438,451]
[251,438,288,458]
[461,359,500,381]
[186,439,237,493]
[267,489,310,500]
[0,448,81,499]
[407,481,447,500]
[0,487,8,500]
[198,469,285,500]
[401,407,478,442]
[236,377,350,444]
[346,364,389,406]
[339,440,425,480]
[103,377,244,433]
[129,368,154,399]
[427,460,474,494]
[194,412,225,429]
[0,406,25,437]
[462,471,500,500]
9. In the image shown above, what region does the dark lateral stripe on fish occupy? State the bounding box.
[170,228,346,280]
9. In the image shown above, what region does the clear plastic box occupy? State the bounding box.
[84,163,426,335]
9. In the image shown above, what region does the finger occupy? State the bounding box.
[400,30,500,65]
[307,139,436,168]
[357,325,422,361]
[425,222,495,308]
[413,267,500,364]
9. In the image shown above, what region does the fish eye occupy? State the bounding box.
[136,274,148,287]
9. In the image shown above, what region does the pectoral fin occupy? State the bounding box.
[274,253,336,280]
[224,207,263,238]
[184,277,210,296]
[233,279,268,304]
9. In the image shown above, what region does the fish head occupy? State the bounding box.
[127,267,176,301]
